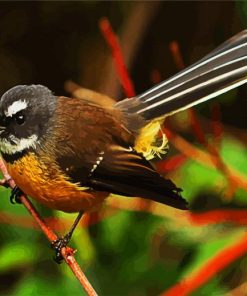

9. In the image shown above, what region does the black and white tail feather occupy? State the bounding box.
[115,30,247,123]
[109,31,247,210]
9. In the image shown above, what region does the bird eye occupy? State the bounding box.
[14,112,25,125]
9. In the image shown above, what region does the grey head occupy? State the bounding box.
[0,85,57,156]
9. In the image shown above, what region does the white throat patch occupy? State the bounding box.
[5,100,28,117]
[0,134,38,154]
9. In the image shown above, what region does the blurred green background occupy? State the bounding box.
[0,1,247,295]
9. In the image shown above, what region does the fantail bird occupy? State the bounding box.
[0,30,247,262]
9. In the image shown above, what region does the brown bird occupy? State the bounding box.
[0,30,247,262]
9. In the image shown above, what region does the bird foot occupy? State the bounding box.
[51,234,71,264]
[10,186,23,204]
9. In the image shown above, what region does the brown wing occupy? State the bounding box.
[86,144,188,210]
[53,96,134,183]
[53,96,188,210]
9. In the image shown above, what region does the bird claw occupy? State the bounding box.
[10,186,23,204]
[51,234,71,264]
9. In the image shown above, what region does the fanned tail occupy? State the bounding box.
[115,30,247,123]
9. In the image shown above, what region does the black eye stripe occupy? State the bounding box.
[1,116,11,126]
[0,109,27,127]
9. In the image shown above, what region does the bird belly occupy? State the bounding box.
[5,152,108,213]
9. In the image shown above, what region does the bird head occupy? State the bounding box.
[0,85,56,156]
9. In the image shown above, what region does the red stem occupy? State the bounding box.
[162,233,247,296]
[189,209,247,225]
[62,249,98,296]
[169,41,185,70]
[210,102,223,146]
[99,17,136,97]
[156,154,187,172]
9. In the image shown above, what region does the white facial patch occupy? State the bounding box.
[0,134,38,154]
[5,100,28,117]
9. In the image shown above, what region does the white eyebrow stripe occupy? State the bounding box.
[5,100,28,117]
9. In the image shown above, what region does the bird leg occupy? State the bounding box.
[10,186,23,204]
[51,211,84,263]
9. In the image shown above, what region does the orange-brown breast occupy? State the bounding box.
[6,152,108,213]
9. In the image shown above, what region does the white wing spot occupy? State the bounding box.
[91,164,98,173]
[90,152,105,174]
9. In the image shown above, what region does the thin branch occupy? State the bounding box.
[98,2,160,98]
[20,195,57,242]
[107,196,247,227]
[155,154,188,172]
[0,158,98,296]
[188,109,208,146]
[99,17,136,98]
[64,80,116,107]
[169,41,185,70]
[150,69,162,84]
[210,102,223,147]
[61,248,98,296]
[189,209,247,226]
[0,209,115,231]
